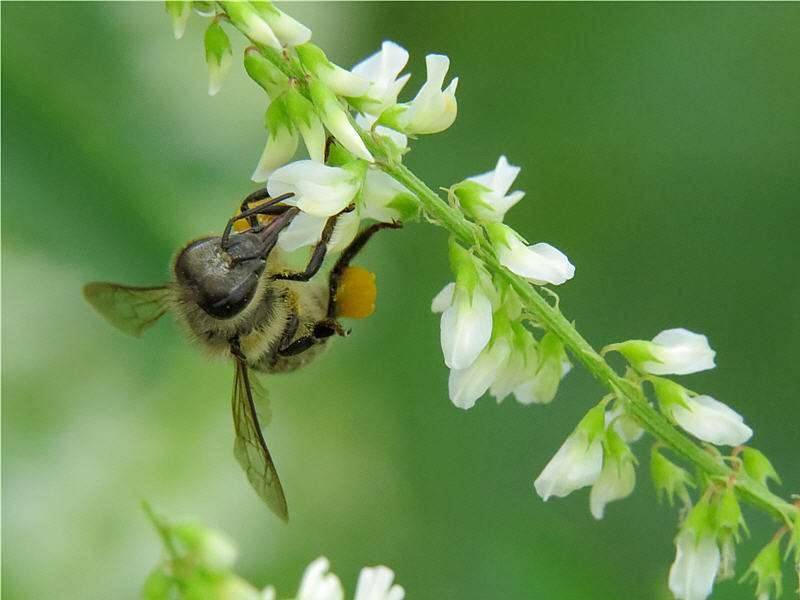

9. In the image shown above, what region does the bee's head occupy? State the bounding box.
[174,205,299,319]
[174,233,267,319]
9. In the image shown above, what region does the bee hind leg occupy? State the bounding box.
[270,209,349,283]
[277,319,345,356]
[326,221,402,318]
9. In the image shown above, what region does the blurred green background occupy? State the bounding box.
[3,3,799,599]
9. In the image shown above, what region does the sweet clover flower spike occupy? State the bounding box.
[534,403,605,500]
[448,316,512,409]
[651,377,753,446]
[298,557,345,600]
[486,223,575,286]
[607,328,716,376]
[454,156,525,222]
[252,96,298,181]
[204,20,232,96]
[350,41,411,116]
[381,54,458,135]
[296,43,370,98]
[251,1,312,48]
[354,565,406,600]
[513,330,571,405]
[433,242,495,370]
[166,1,191,40]
[589,427,636,519]
[268,160,361,217]
[309,79,374,162]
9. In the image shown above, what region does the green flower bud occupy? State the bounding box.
[741,447,782,489]
[296,43,368,98]
[172,523,239,571]
[309,79,373,162]
[243,47,289,99]
[220,1,281,49]
[716,486,747,542]
[741,536,784,600]
[165,1,191,40]
[284,87,326,162]
[204,21,232,96]
[650,447,694,506]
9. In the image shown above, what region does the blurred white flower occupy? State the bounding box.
[297,557,344,600]
[224,1,282,49]
[589,456,635,519]
[455,156,525,222]
[268,160,360,217]
[534,404,605,500]
[204,20,232,96]
[671,394,753,447]
[166,0,191,40]
[351,41,411,115]
[489,327,537,402]
[604,404,644,443]
[486,223,575,286]
[668,531,720,600]
[354,565,405,600]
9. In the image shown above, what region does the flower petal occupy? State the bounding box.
[672,395,753,446]
[439,286,493,369]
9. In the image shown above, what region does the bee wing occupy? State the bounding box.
[83,282,171,337]
[231,356,288,521]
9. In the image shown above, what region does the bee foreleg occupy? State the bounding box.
[271,212,341,282]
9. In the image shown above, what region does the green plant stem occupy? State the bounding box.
[220,4,796,525]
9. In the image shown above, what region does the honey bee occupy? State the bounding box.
[83,188,399,521]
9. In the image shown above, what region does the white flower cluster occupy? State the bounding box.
[261,557,404,600]
[432,156,575,409]
[531,327,758,600]
[180,1,462,253]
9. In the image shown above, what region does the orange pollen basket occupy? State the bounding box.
[334,266,377,319]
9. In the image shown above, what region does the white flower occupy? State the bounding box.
[534,405,605,500]
[388,54,458,135]
[668,531,720,600]
[351,41,411,115]
[448,336,511,409]
[641,328,716,375]
[297,557,344,600]
[268,160,360,217]
[670,394,753,447]
[455,156,525,222]
[354,565,405,600]
[260,586,276,600]
[309,79,373,162]
[356,112,407,152]
[486,223,575,286]
[284,88,327,163]
[432,280,493,370]
[252,98,299,181]
[513,331,570,405]
[254,2,312,48]
[589,452,635,520]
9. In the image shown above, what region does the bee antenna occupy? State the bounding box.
[221,192,295,250]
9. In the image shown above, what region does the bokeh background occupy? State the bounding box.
[3,3,799,599]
